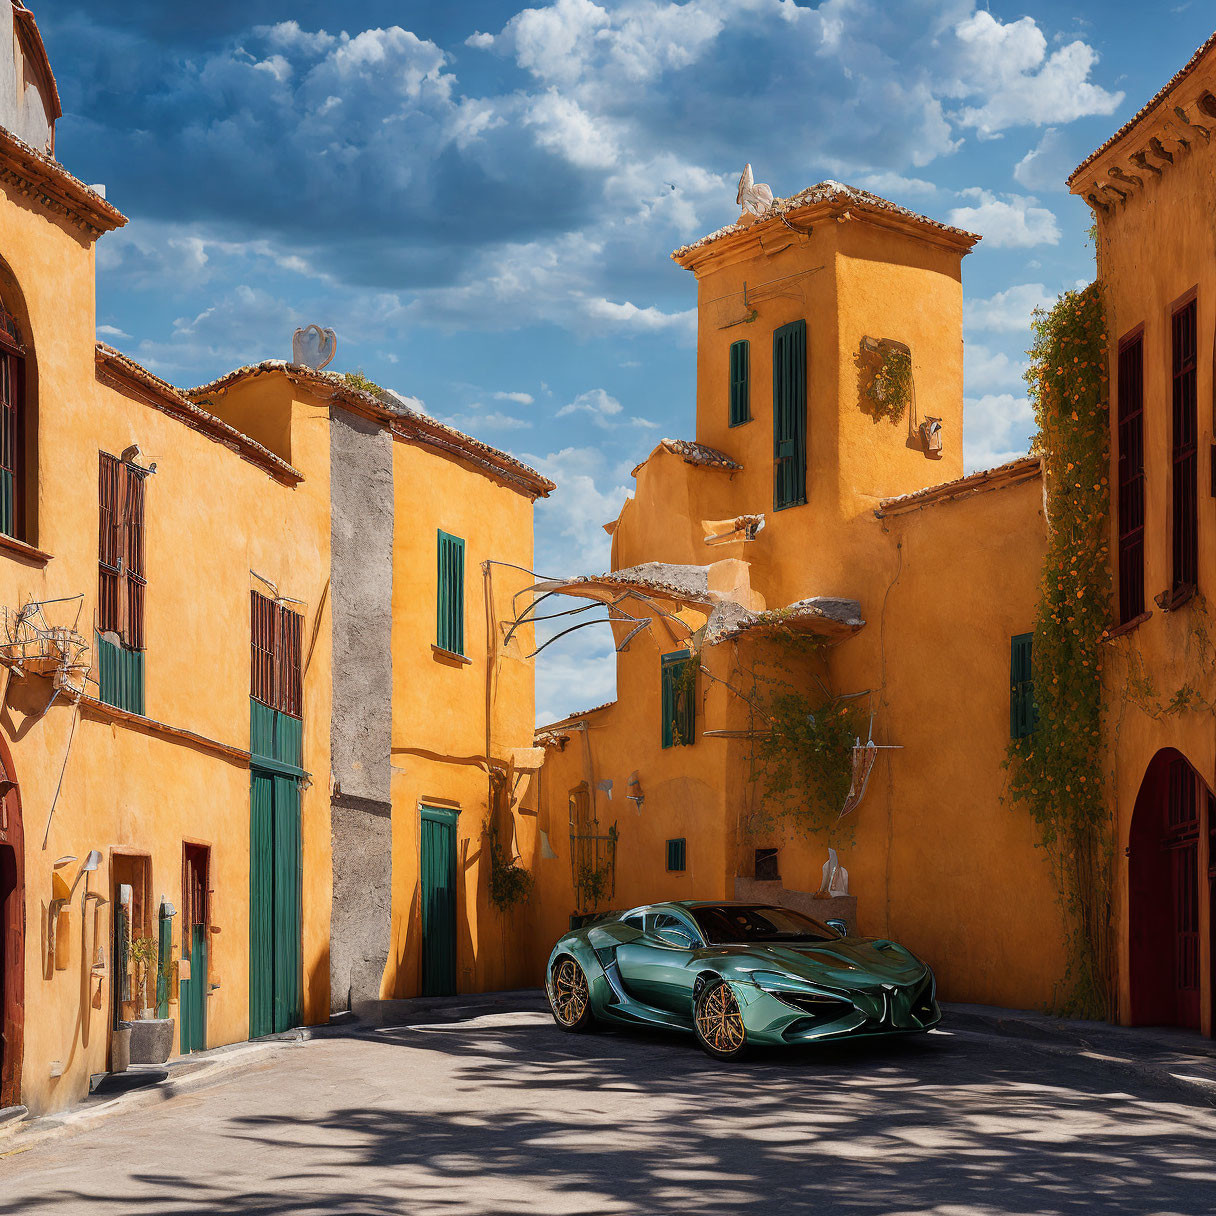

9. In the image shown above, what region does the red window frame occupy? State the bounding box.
[1116,330,1145,624]
[1171,296,1198,597]
[250,590,303,718]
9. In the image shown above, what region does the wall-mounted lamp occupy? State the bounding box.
[919,417,943,455]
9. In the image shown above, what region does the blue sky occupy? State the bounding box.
[37,1,1214,722]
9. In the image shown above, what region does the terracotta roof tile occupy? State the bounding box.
[188,362,554,499]
[1069,31,1216,184]
[875,455,1042,517]
[95,344,302,483]
[672,181,979,264]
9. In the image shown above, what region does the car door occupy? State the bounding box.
[614,910,701,1014]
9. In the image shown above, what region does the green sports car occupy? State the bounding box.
[545,901,939,1059]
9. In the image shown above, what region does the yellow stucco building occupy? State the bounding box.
[0,6,552,1117]
[520,183,1064,1014]
[521,34,1216,1045]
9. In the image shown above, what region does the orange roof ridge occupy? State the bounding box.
[188,362,554,499]
[875,455,1042,518]
[1069,30,1216,185]
[672,180,979,266]
[95,344,302,483]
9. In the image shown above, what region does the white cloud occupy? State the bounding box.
[948,190,1060,248]
[950,11,1123,137]
[525,444,630,573]
[854,171,938,197]
[1013,127,1077,193]
[557,387,622,422]
[965,283,1054,333]
[579,297,696,338]
[97,324,131,340]
[442,410,532,432]
[963,392,1035,473]
[964,341,1027,394]
[493,391,535,405]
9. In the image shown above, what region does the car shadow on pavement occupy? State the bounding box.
[3,1013,1215,1215]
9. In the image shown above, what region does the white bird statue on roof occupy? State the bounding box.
[736,163,774,217]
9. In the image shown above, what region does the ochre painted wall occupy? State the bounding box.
[1081,79,1216,1035]
[386,437,538,998]
[0,179,334,1112]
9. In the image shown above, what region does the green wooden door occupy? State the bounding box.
[249,771,274,1038]
[180,924,207,1053]
[249,769,302,1038]
[420,807,458,997]
[272,774,302,1033]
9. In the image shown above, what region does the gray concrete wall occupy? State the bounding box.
[329,406,394,1012]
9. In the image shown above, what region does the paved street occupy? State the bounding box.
[1,1000,1214,1216]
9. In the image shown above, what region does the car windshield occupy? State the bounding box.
[690,904,837,945]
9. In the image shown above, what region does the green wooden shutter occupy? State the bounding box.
[661,651,695,748]
[420,806,458,997]
[729,340,750,426]
[773,319,807,510]
[437,530,466,656]
[97,632,145,715]
[181,922,207,1053]
[248,771,274,1038]
[1010,633,1037,738]
[666,838,686,872]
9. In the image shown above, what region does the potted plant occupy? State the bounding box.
[126,934,175,1065]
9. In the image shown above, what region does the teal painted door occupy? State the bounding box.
[180,924,207,1053]
[249,769,302,1037]
[420,807,458,997]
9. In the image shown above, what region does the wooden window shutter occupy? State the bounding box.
[661,650,695,748]
[1116,332,1145,624]
[436,530,465,656]
[97,453,123,636]
[773,320,807,510]
[1010,633,1037,739]
[729,340,750,427]
[250,591,303,717]
[123,467,147,650]
[1171,298,1198,596]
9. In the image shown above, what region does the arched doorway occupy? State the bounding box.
[1128,749,1208,1029]
[0,735,23,1109]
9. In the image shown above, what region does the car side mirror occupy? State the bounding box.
[825,918,848,938]
[655,927,695,949]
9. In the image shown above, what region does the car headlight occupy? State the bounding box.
[749,971,845,1004]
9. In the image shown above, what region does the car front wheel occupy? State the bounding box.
[693,979,748,1060]
[549,956,595,1032]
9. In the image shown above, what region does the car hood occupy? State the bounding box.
[702,938,928,989]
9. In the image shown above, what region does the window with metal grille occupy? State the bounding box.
[666,838,686,872]
[1171,297,1198,596]
[660,650,696,748]
[0,298,25,541]
[1117,332,1145,624]
[436,530,465,656]
[1010,633,1038,739]
[773,319,807,510]
[250,590,303,718]
[729,340,750,426]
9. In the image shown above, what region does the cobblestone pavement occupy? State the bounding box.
[1,1000,1214,1215]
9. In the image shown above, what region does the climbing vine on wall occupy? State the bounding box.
[486,816,534,912]
[704,625,866,841]
[857,343,912,423]
[1006,281,1113,1019]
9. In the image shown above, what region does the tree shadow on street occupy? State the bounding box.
[3,1013,1215,1215]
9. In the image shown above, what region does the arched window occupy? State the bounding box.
[0,298,25,540]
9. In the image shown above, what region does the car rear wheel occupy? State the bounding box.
[549,956,595,1032]
[693,979,748,1060]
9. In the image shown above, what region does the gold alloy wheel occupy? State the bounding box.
[696,982,746,1055]
[551,958,590,1026]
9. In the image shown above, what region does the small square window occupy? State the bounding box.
[666,838,686,872]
